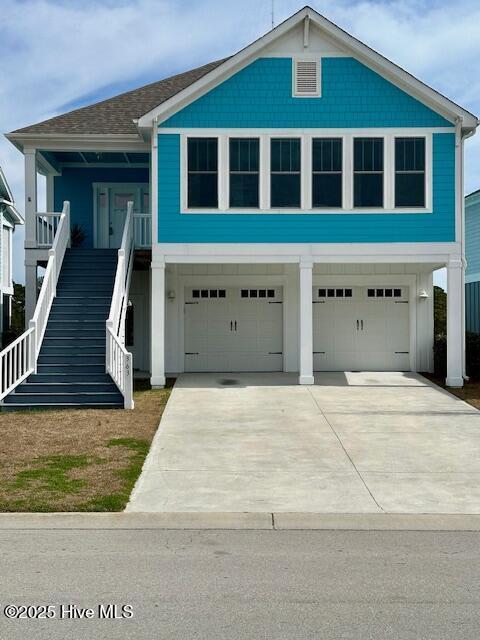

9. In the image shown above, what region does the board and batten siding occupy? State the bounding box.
[157,132,455,243]
[466,282,480,334]
[465,193,480,334]
[160,57,452,129]
[465,194,480,277]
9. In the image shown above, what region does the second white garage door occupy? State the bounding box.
[313,285,410,372]
[184,286,283,372]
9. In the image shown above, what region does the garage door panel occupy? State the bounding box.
[314,286,410,372]
[184,287,283,372]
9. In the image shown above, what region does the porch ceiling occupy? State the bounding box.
[41,150,150,169]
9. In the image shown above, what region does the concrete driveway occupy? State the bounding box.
[127,372,480,514]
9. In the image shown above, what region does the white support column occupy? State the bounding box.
[299,258,314,385]
[446,259,464,387]
[24,148,37,249]
[46,173,54,211]
[151,260,166,388]
[24,259,37,327]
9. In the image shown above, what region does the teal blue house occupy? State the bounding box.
[466,189,480,333]
[2,6,477,408]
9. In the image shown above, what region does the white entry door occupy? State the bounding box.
[94,184,149,248]
[184,287,283,372]
[313,286,410,371]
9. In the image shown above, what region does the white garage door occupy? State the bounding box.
[313,286,410,372]
[184,287,283,372]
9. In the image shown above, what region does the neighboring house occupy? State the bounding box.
[0,167,23,345]
[1,6,478,408]
[465,189,480,333]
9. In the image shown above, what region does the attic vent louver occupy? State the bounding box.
[294,59,320,97]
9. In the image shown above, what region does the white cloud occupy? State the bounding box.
[1,0,479,282]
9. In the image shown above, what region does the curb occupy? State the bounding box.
[1,512,480,530]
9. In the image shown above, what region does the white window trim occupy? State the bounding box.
[179,130,434,215]
[292,57,321,98]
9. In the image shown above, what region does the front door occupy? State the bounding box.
[94,184,149,248]
[109,188,135,248]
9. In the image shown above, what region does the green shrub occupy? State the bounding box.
[433,332,480,379]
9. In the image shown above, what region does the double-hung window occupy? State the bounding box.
[312,138,342,207]
[395,137,425,207]
[229,138,260,208]
[270,138,301,208]
[353,137,384,208]
[187,138,218,208]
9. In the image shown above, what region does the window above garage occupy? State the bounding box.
[179,131,433,214]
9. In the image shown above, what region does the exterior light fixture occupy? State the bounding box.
[418,289,429,300]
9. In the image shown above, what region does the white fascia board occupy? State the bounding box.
[5,133,147,153]
[0,199,23,225]
[0,167,14,203]
[138,7,478,132]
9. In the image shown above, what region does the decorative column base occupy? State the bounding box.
[299,375,315,385]
[445,377,463,388]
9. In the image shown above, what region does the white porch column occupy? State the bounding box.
[151,260,166,388]
[446,259,464,387]
[24,148,37,249]
[24,259,37,327]
[299,258,314,385]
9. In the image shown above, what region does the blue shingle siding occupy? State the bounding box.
[158,132,456,243]
[54,167,149,248]
[161,57,452,129]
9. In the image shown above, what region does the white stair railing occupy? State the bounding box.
[35,212,62,247]
[106,201,134,409]
[0,201,70,401]
[133,213,151,248]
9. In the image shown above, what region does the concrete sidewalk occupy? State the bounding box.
[126,372,480,514]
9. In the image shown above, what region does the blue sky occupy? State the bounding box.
[2,0,480,288]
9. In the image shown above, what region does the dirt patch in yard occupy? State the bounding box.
[423,374,480,411]
[0,385,171,512]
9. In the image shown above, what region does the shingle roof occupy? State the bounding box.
[11,59,228,136]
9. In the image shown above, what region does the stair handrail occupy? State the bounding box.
[0,201,70,401]
[106,201,134,409]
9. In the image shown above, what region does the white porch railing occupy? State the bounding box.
[36,213,62,247]
[0,202,70,401]
[133,213,151,248]
[106,201,134,409]
[36,211,151,249]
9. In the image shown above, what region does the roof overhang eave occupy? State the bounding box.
[5,132,148,153]
[0,199,23,225]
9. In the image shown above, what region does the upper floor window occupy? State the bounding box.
[312,138,342,208]
[353,137,384,208]
[187,138,218,208]
[395,137,425,207]
[229,138,259,208]
[271,138,301,208]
